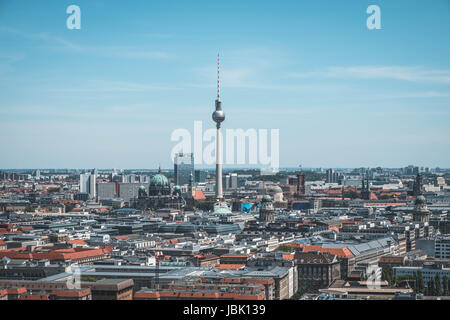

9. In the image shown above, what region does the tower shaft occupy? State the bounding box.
[216,126,223,200]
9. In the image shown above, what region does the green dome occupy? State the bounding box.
[261,194,272,202]
[213,206,233,215]
[415,195,426,205]
[150,173,169,187]
[173,185,181,191]
[139,185,146,190]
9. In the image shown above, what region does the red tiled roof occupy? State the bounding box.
[67,239,87,246]
[328,226,340,232]
[0,246,110,261]
[193,190,206,200]
[51,289,91,298]
[379,256,405,264]
[220,254,249,258]
[214,264,245,270]
[288,244,354,258]
[19,294,50,300]
[135,291,264,300]
[6,287,27,295]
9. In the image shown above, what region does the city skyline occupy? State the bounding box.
[1,0,450,169]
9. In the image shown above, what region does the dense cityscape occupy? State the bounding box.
[1,163,450,300]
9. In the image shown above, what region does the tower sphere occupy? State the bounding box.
[212,108,225,123]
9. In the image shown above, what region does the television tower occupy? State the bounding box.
[212,53,225,200]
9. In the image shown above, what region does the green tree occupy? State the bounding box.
[24,205,34,213]
[428,279,435,296]
[277,244,294,252]
[65,203,75,212]
[435,274,442,296]
[448,278,450,296]
[343,191,359,199]
[381,266,395,286]
[442,276,448,296]
[416,270,425,294]
[291,287,306,300]
[194,199,215,211]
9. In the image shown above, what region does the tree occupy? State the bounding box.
[343,191,359,199]
[435,274,442,296]
[194,200,215,211]
[277,244,294,252]
[448,278,450,296]
[416,271,425,294]
[24,205,34,213]
[381,266,395,286]
[442,276,448,296]
[428,279,435,296]
[65,203,75,212]
[291,287,306,300]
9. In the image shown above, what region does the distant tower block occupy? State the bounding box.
[297,172,305,196]
[413,173,424,196]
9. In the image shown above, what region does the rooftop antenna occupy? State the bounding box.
[217,53,220,101]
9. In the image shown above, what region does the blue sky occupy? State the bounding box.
[0,0,449,169]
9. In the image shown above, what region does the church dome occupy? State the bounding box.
[267,185,283,195]
[150,174,168,187]
[415,195,426,205]
[213,206,233,215]
[150,170,169,187]
[261,194,272,203]
[139,185,146,191]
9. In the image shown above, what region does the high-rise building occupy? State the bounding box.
[413,173,424,196]
[174,153,194,186]
[212,54,225,200]
[224,173,238,190]
[79,169,97,200]
[326,169,338,183]
[79,173,90,193]
[194,170,207,183]
[297,172,305,196]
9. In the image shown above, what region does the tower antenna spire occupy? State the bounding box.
[217,53,220,101]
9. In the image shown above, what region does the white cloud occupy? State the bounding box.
[287,66,450,84]
[0,26,173,60]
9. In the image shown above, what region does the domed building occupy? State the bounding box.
[132,167,184,211]
[211,201,233,216]
[413,195,430,223]
[149,167,170,196]
[138,185,148,198]
[266,185,284,202]
[172,185,182,197]
[259,184,287,208]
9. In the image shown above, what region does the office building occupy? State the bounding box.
[174,153,194,186]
